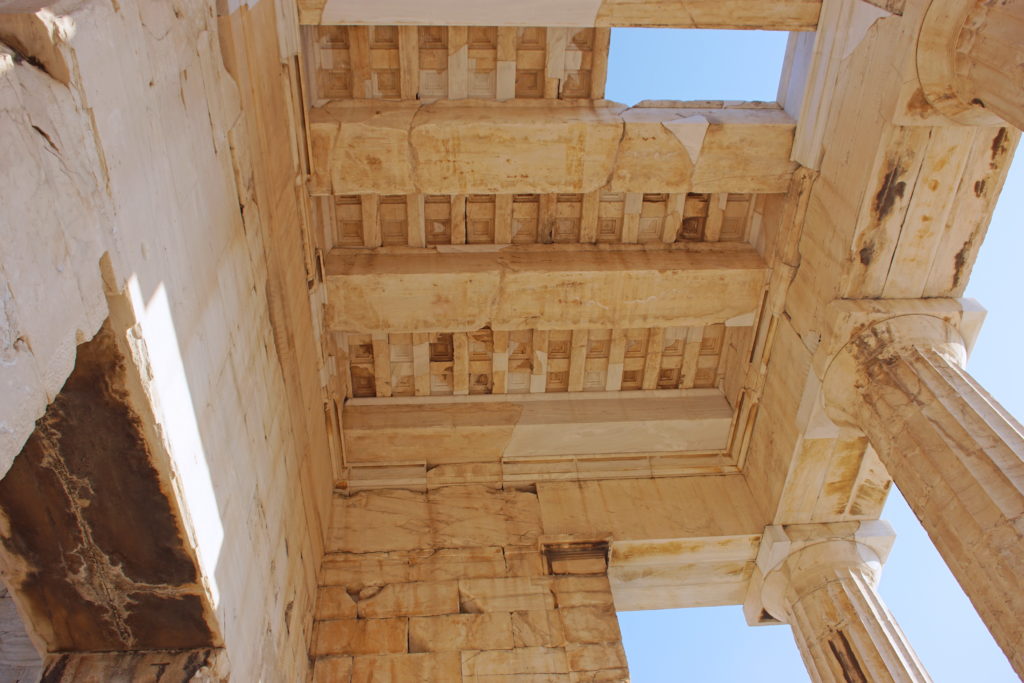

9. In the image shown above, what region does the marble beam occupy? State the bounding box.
[324,244,767,333]
[309,100,796,196]
[343,390,733,465]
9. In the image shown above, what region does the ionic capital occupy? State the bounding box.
[813,299,982,427]
[823,314,965,426]
[917,0,1024,128]
[749,521,895,624]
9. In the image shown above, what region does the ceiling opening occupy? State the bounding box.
[605,28,790,105]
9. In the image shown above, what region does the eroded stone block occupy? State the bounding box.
[357,581,460,619]
[409,613,514,652]
[552,577,615,609]
[321,547,508,586]
[462,646,570,677]
[313,619,408,656]
[566,643,628,672]
[41,649,228,682]
[313,655,353,683]
[559,607,621,644]
[459,577,556,613]
[317,586,358,620]
[505,548,547,578]
[511,610,568,648]
[352,652,462,683]
[330,490,431,553]
[570,669,630,682]
[0,325,216,651]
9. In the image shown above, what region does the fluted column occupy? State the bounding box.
[919,0,1024,129]
[756,523,929,683]
[823,314,1024,676]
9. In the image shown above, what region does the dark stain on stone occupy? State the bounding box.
[41,655,69,683]
[952,237,974,290]
[181,648,212,679]
[974,178,987,197]
[30,125,59,153]
[859,245,874,266]
[151,661,169,680]
[42,649,221,681]
[124,593,214,649]
[4,42,50,77]
[905,88,934,118]
[0,322,213,651]
[991,128,1008,163]
[873,164,906,220]
[829,630,868,683]
[848,478,891,517]
[0,14,71,85]
[971,97,986,108]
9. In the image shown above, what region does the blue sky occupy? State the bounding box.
[606,28,1021,682]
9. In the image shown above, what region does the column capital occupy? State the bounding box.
[746,521,895,624]
[917,0,1023,128]
[812,298,983,380]
[820,310,972,429]
[918,0,1006,125]
[813,299,983,427]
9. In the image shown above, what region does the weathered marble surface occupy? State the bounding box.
[310,100,797,196]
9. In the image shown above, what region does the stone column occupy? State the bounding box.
[754,522,929,683]
[823,314,1024,676]
[919,0,1024,129]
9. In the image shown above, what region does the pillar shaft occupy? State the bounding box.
[786,564,927,683]
[825,316,1024,676]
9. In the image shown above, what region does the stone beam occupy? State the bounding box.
[309,101,796,196]
[537,475,765,540]
[42,650,228,682]
[0,325,219,653]
[324,245,766,333]
[299,0,822,30]
[610,535,760,611]
[777,1,1019,326]
[343,390,732,466]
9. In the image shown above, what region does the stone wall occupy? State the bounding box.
[314,485,629,682]
[0,1,331,679]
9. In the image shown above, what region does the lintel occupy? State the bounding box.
[324,244,767,333]
[343,389,733,465]
[309,100,797,196]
